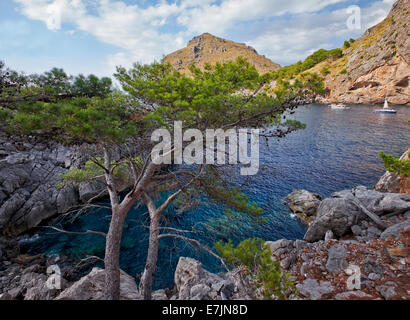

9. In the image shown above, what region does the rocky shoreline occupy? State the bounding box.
[0,131,408,300]
[1,179,409,300]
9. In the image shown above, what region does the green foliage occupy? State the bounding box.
[6,94,140,143]
[214,238,297,300]
[58,156,143,188]
[71,74,112,98]
[0,106,12,122]
[299,73,325,94]
[200,167,263,217]
[116,57,306,130]
[271,48,343,80]
[344,40,351,48]
[0,61,113,115]
[320,66,330,76]
[379,151,410,177]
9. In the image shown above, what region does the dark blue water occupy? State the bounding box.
[24,104,410,289]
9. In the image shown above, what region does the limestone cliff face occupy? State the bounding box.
[163,33,281,75]
[311,0,409,105]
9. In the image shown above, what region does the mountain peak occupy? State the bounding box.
[164,33,280,74]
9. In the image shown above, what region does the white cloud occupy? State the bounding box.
[13,0,396,73]
[176,0,350,34]
[247,0,395,65]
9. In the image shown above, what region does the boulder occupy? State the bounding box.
[56,267,140,300]
[326,244,348,273]
[352,186,410,216]
[304,197,362,242]
[286,190,322,223]
[376,284,397,300]
[296,279,334,300]
[380,220,410,240]
[173,257,239,300]
[304,187,410,242]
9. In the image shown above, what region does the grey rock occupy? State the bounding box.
[376,285,397,300]
[78,181,107,203]
[304,196,362,242]
[353,187,410,217]
[295,239,307,251]
[280,253,296,270]
[326,244,348,273]
[367,226,382,238]
[56,267,140,300]
[190,284,211,300]
[304,187,410,242]
[368,273,380,281]
[0,292,12,300]
[380,220,410,240]
[7,287,22,299]
[265,239,293,255]
[351,225,362,236]
[152,289,168,300]
[174,257,228,300]
[334,291,374,300]
[375,171,401,193]
[0,133,143,236]
[286,190,322,220]
[296,279,334,300]
[362,257,383,275]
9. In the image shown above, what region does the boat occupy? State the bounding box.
[330,103,349,109]
[374,98,397,114]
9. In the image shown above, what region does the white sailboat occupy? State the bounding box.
[330,103,349,109]
[374,96,397,114]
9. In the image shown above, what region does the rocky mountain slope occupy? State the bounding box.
[163,33,281,75]
[309,0,409,105]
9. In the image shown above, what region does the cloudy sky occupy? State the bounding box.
[0,0,396,77]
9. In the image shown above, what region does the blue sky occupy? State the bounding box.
[0,0,396,77]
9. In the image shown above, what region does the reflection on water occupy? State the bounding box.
[24,104,410,289]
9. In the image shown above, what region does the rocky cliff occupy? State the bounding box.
[0,132,140,236]
[163,33,281,75]
[310,0,409,105]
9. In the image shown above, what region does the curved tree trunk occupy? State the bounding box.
[139,212,161,300]
[104,207,126,300]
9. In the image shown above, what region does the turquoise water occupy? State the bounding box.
[23,104,410,289]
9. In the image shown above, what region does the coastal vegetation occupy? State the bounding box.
[0,57,323,300]
[214,238,297,300]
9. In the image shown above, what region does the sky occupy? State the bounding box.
[0,0,397,77]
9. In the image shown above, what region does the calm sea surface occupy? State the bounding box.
[24,104,410,289]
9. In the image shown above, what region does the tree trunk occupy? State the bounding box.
[104,207,126,300]
[139,211,161,300]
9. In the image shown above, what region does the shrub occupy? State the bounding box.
[379,151,410,177]
[214,238,297,300]
[321,66,330,75]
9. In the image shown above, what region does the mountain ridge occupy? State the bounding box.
[163,32,281,75]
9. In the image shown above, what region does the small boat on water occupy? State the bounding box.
[330,103,349,109]
[374,98,397,114]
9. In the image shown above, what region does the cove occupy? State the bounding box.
[22,104,410,290]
